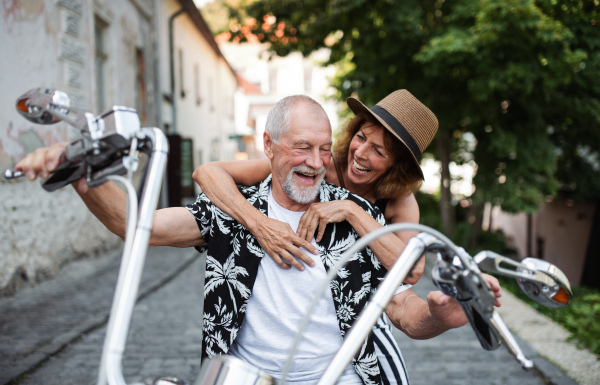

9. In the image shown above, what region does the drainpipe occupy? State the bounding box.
[169,1,193,134]
[154,0,169,209]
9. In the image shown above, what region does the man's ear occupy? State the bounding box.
[263,131,275,160]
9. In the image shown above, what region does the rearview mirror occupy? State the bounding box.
[16,87,89,129]
[517,258,572,307]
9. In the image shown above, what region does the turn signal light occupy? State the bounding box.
[17,98,29,113]
[552,287,570,304]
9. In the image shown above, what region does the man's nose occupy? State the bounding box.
[305,148,324,170]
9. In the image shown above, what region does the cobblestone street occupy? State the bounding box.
[1,247,583,385]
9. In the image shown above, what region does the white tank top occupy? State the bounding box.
[228,189,362,384]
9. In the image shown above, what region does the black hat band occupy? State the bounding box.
[371,105,422,161]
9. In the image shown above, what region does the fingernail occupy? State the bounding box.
[26,171,35,180]
[46,161,55,170]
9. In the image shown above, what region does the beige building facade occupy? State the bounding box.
[488,199,599,287]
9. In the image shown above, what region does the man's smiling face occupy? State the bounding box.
[265,102,332,211]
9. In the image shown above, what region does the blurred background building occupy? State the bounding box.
[0,0,240,294]
[0,0,596,296]
[0,0,340,295]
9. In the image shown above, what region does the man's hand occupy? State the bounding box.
[16,142,67,180]
[427,273,502,330]
[405,256,425,285]
[387,273,503,340]
[253,215,317,271]
[15,142,89,193]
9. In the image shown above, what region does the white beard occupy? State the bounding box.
[282,165,325,204]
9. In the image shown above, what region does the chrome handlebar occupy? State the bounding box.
[6,88,145,191]
[9,87,170,385]
[313,227,572,384]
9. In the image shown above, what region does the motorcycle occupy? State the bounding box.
[6,88,572,385]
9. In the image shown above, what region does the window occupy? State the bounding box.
[178,49,186,98]
[194,63,201,105]
[136,48,147,123]
[94,17,107,113]
[208,77,214,111]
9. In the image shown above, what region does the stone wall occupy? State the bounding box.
[0,0,155,295]
[0,179,121,295]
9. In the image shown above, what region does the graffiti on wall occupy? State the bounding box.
[0,120,70,171]
[3,0,45,31]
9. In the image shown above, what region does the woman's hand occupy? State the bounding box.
[253,215,318,271]
[297,200,356,243]
[297,199,422,285]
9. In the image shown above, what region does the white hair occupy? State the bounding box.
[265,95,328,144]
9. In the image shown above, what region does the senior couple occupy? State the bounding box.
[17,90,501,385]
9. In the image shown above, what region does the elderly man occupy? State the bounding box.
[17,95,499,385]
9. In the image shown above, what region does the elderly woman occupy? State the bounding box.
[193,90,489,384]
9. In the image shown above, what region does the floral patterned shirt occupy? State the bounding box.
[186,175,387,385]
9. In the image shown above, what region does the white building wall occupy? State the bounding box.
[157,0,237,194]
[0,0,156,294]
[219,41,338,158]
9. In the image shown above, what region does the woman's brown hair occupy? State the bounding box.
[333,112,424,200]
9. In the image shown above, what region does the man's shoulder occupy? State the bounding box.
[238,175,271,202]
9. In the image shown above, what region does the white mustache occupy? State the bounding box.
[291,165,326,176]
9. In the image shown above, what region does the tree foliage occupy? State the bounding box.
[213,0,600,232]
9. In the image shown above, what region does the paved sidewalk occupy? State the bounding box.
[0,246,593,385]
[0,246,199,385]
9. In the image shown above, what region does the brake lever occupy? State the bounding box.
[41,160,87,192]
[433,251,540,369]
[432,258,501,351]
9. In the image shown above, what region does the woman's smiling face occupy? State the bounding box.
[346,122,394,189]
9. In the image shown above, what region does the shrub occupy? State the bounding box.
[499,277,600,357]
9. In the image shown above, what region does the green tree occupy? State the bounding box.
[202,0,254,35]
[218,0,600,240]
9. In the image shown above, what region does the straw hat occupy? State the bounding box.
[346,89,438,179]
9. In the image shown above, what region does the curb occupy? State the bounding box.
[512,334,579,385]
